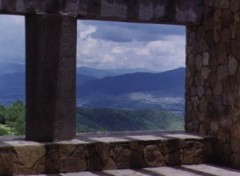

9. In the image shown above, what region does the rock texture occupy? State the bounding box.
[0,0,202,25]
[185,0,240,169]
[0,133,213,175]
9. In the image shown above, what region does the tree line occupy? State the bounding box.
[0,101,25,135]
[0,102,184,135]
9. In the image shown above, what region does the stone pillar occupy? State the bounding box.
[25,14,77,142]
[185,0,240,168]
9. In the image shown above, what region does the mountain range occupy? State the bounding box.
[77,67,152,78]
[76,67,185,110]
[77,67,184,97]
[0,63,185,112]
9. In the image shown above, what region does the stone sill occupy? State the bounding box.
[0,131,214,175]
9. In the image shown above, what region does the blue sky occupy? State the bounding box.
[0,15,186,71]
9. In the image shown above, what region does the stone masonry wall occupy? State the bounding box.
[0,0,202,25]
[0,133,212,175]
[186,0,240,168]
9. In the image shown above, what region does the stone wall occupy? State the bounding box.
[0,0,202,25]
[0,133,213,175]
[185,0,240,168]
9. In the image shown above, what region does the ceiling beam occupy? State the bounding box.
[0,0,203,25]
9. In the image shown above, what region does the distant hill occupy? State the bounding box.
[77,67,185,110]
[77,74,99,86]
[77,66,152,78]
[0,72,99,105]
[0,72,25,87]
[77,67,185,97]
[0,72,99,88]
[0,62,24,75]
[0,63,185,132]
[0,72,25,105]
[0,64,185,111]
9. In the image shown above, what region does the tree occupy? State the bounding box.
[5,100,25,135]
[0,105,6,124]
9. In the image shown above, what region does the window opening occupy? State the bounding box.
[77,20,185,133]
[0,15,25,135]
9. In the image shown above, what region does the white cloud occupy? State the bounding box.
[134,47,149,56]
[0,16,186,71]
[78,23,96,40]
[147,40,174,56]
[77,21,186,71]
[111,47,124,55]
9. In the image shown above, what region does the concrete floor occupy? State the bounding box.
[27,164,240,176]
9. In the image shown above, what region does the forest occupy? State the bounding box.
[0,101,184,135]
[0,101,25,135]
[77,108,184,132]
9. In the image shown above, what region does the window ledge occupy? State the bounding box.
[0,131,214,175]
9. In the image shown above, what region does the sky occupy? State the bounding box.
[0,15,186,72]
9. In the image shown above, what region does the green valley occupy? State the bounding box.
[77,108,184,133]
[0,102,184,135]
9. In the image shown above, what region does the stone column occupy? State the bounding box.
[185,0,240,168]
[25,14,77,142]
